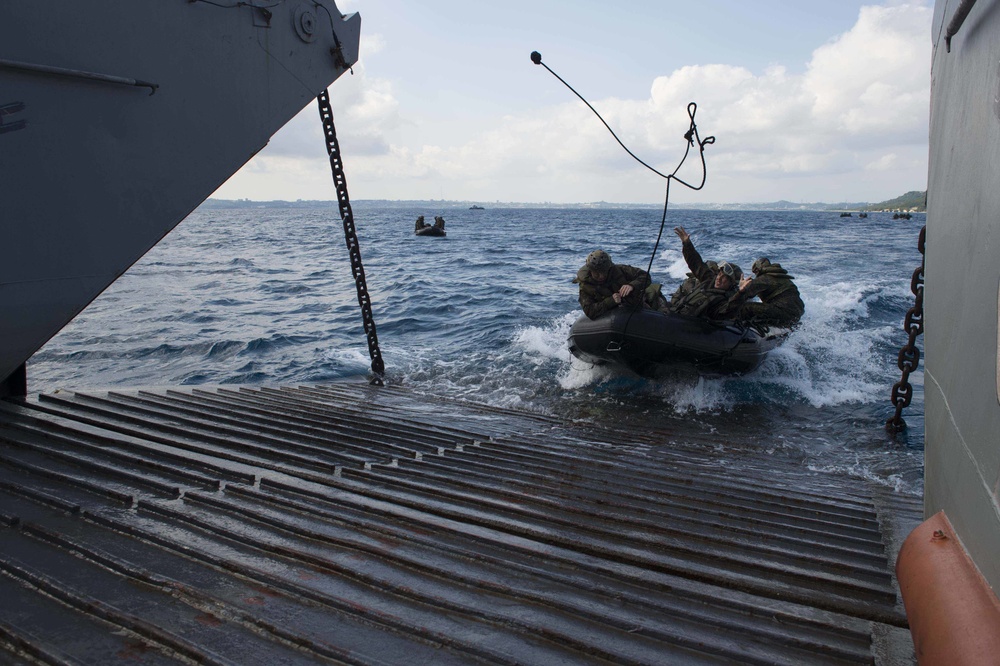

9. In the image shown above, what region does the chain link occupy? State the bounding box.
[317,89,385,385]
[886,225,925,433]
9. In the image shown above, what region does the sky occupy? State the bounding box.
[213,0,934,205]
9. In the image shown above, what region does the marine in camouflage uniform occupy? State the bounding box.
[669,227,744,321]
[669,260,717,309]
[573,250,665,320]
[737,257,804,328]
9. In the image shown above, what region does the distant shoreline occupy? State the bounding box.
[201,196,926,213]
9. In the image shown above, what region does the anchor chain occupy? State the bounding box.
[886,225,925,433]
[317,89,385,385]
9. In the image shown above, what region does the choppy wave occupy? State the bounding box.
[30,205,925,494]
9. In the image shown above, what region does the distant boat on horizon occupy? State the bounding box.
[469,205,485,210]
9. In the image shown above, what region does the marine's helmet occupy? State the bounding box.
[752,257,771,274]
[586,250,613,272]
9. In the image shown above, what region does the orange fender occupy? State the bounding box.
[896,511,1000,665]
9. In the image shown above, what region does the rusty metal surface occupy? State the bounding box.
[0,383,920,664]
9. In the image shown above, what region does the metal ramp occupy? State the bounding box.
[0,383,920,664]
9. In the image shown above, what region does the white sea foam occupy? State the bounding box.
[654,376,730,413]
[560,359,617,390]
[746,286,890,407]
[807,461,916,495]
[321,346,372,372]
[658,247,691,281]
[513,313,616,389]
[514,313,576,364]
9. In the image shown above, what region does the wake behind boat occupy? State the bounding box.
[568,307,786,377]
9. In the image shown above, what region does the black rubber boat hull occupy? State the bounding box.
[568,308,781,377]
[415,227,446,237]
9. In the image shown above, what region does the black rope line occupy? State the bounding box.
[532,54,672,179]
[531,51,717,344]
[530,52,714,183]
[644,179,673,277]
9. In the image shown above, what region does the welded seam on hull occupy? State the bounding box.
[925,369,1000,524]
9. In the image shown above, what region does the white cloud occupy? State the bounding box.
[805,4,931,136]
[866,153,899,171]
[218,2,933,203]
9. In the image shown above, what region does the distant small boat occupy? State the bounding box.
[840,212,853,217]
[469,205,485,210]
[859,212,868,218]
[414,215,447,237]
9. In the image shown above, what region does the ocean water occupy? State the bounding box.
[29,204,926,495]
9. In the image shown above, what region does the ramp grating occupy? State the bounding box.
[0,383,920,664]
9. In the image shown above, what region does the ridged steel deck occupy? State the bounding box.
[0,383,920,664]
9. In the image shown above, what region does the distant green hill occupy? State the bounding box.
[863,191,926,212]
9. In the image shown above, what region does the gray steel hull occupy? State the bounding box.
[924,0,1000,592]
[0,1,360,387]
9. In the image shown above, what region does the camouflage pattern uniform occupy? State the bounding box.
[573,258,652,320]
[669,260,716,309]
[738,260,804,328]
[670,239,743,320]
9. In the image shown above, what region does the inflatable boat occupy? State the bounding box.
[415,226,446,237]
[568,307,784,377]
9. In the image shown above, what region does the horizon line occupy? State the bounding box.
[208,197,852,205]
[203,194,927,210]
